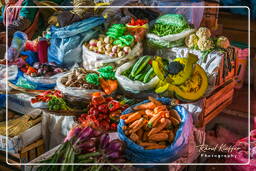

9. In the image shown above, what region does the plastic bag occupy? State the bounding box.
[147,29,195,49]
[56,73,101,99]
[16,77,37,89]
[82,42,143,70]
[0,64,18,91]
[115,60,159,93]
[48,17,105,68]
[118,97,192,164]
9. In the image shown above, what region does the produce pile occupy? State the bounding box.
[22,62,66,77]
[31,90,72,111]
[84,24,135,58]
[185,27,230,51]
[37,126,126,171]
[121,97,181,150]
[78,92,130,131]
[121,56,155,83]
[153,53,208,102]
[31,90,63,104]
[147,14,195,48]
[60,66,118,95]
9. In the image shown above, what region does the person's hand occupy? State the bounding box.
[0,32,6,44]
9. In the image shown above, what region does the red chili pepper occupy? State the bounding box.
[97,104,108,113]
[108,100,121,112]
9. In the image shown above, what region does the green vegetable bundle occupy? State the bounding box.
[122,56,156,83]
[150,14,190,37]
[37,127,126,171]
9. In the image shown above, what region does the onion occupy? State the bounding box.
[106,151,121,159]
[106,139,124,152]
[99,134,110,149]
[77,127,94,142]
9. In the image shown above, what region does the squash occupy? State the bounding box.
[152,53,198,86]
[168,64,208,102]
[167,53,198,85]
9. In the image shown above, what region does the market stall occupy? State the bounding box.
[0,3,252,171]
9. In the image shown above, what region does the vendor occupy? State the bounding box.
[0,0,65,44]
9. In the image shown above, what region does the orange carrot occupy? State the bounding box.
[145,144,166,150]
[148,96,162,106]
[148,118,167,136]
[131,119,146,133]
[170,117,180,126]
[139,142,159,147]
[170,109,181,122]
[125,112,141,124]
[120,112,134,120]
[148,132,168,141]
[153,105,168,113]
[147,113,161,128]
[129,119,140,128]
[130,132,139,142]
[133,102,156,110]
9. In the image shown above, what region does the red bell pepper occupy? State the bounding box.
[108,100,121,112]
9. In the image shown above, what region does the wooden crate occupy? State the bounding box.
[197,80,235,127]
[20,139,45,163]
[0,138,45,170]
[200,1,219,31]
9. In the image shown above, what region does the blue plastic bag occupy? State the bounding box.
[118,97,192,165]
[10,70,55,90]
[48,17,105,68]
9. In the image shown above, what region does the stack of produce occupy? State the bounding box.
[20,61,66,77]
[120,97,181,150]
[121,56,155,84]
[31,90,63,104]
[37,126,126,171]
[147,14,195,48]
[153,53,208,102]
[84,24,135,58]
[59,66,118,95]
[115,56,159,94]
[126,18,148,42]
[78,92,129,131]
[0,114,41,137]
[185,27,230,51]
[31,90,72,111]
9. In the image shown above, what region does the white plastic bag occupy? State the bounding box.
[0,64,18,91]
[82,42,143,70]
[115,61,159,93]
[56,73,101,99]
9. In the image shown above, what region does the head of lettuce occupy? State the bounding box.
[147,14,195,48]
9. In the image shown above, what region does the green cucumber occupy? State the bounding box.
[134,64,151,81]
[143,67,154,83]
[122,66,132,77]
[131,56,151,77]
